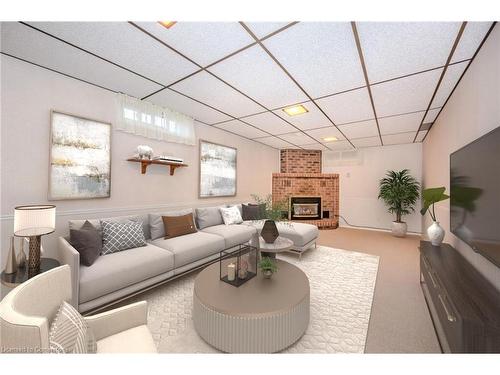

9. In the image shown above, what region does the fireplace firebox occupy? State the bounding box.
[290,196,322,220]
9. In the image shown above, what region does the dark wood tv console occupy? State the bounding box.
[419,241,500,353]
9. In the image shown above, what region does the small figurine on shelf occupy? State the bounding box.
[137,145,153,160]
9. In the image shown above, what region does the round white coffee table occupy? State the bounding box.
[193,259,310,353]
[259,236,294,258]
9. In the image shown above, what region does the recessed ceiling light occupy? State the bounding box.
[282,104,308,116]
[158,21,177,29]
[323,137,338,142]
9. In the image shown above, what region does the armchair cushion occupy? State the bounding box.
[96,325,156,353]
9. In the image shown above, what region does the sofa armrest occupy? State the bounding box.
[56,237,80,308]
[84,301,148,341]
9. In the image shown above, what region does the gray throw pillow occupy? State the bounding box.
[49,301,97,354]
[195,207,224,229]
[242,204,266,221]
[101,220,147,255]
[69,220,102,266]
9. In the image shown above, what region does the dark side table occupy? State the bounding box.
[1,258,60,291]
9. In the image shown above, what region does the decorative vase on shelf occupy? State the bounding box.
[17,237,26,268]
[261,220,279,244]
[427,221,445,246]
[4,236,18,274]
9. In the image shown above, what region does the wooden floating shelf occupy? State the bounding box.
[127,157,188,176]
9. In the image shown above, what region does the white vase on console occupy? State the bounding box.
[427,221,445,246]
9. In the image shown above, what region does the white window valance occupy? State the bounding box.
[116,93,196,146]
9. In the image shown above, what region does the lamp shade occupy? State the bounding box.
[14,205,56,237]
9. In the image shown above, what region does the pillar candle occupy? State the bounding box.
[227,263,236,281]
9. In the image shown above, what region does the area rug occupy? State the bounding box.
[127,246,379,353]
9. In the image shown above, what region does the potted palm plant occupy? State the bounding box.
[378,169,420,237]
[420,187,450,246]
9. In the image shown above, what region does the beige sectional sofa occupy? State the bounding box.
[57,205,319,314]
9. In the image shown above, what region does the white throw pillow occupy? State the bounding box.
[219,206,243,225]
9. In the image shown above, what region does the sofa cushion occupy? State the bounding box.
[149,209,193,240]
[151,232,225,268]
[243,221,318,247]
[101,221,147,255]
[69,214,151,240]
[79,244,174,303]
[162,214,197,239]
[195,206,224,229]
[201,224,257,249]
[219,206,243,225]
[69,220,102,266]
[241,203,265,221]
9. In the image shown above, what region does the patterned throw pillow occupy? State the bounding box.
[49,301,97,354]
[219,206,243,225]
[101,220,147,255]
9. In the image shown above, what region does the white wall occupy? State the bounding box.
[422,25,500,289]
[0,56,279,264]
[323,143,423,233]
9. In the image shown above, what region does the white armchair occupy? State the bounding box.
[0,265,157,353]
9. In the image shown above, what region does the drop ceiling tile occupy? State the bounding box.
[382,132,415,145]
[338,119,379,139]
[415,131,427,142]
[244,22,292,39]
[452,22,492,63]
[423,107,441,123]
[371,68,442,117]
[148,89,232,124]
[263,22,366,98]
[208,45,308,109]
[326,140,355,151]
[431,61,468,108]
[29,22,199,86]
[133,22,255,66]
[215,120,269,139]
[1,22,160,98]
[301,143,329,151]
[316,87,374,124]
[351,137,382,148]
[378,112,423,135]
[257,136,297,149]
[306,126,345,141]
[242,112,297,135]
[279,132,317,146]
[170,71,263,117]
[273,103,331,130]
[357,22,461,83]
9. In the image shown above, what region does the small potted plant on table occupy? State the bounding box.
[258,256,278,279]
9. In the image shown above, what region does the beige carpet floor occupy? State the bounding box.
[317,227,440,353]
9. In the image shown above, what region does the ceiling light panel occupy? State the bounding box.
[28,22,199,86]
[306,126,345,141]
[242,112,297,135]
[283,104,308,116]
[423,107,441,123]
[244,22,292,39]
[215,120,269,139]
[1,22,160,98]
[208,45,308,109]
[133,22,255,66]
[371,68,442,117]
[357,22,461,83]
[431,61,468,108]
[351,136,382,148]
[378,112,424,135]
[337,119,380,139]
[316,87,374,124]
[415,131,427,142]
[147,89,232,124]
[382,132,415,145]
[257,136,298,149]
[170,71,263,117]
[273,102,331,130]
[279,132,316,146]
[263,22,366,98]
[451,22,492,63]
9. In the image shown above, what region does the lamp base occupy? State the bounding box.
[28,235,41,272]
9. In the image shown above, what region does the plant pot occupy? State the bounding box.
[261,220,279,243]
[263,270,273,279]
[427,221,445,246]
[391,221,407,237]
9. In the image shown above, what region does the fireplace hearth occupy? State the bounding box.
[290,196,322,220]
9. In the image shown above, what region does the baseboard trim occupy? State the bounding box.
[339,223,422,235]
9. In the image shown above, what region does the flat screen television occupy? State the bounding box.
[450,126,500,267]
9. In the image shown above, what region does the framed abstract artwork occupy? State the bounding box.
[49,111,111,200]
[199,140,237,198]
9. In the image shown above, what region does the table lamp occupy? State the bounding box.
[14,205,56,272]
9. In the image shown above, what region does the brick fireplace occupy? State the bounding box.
[273,149,339,229]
